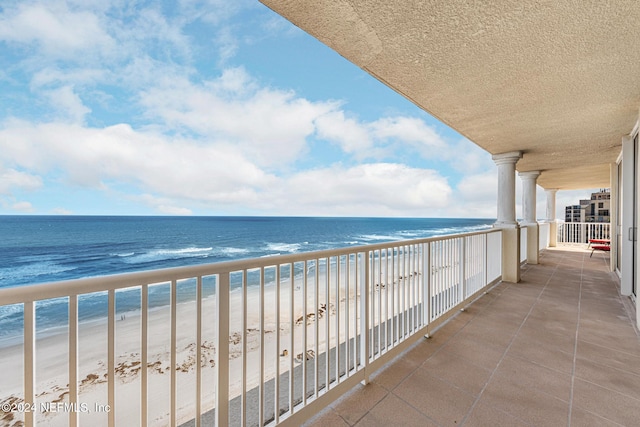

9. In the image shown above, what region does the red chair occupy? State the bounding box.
[590,244,610,257]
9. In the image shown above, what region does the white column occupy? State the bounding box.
[519,171,541,264]
[520,171,540,224]
[493,152,522,226]
[492,151,522,283]
[545,188,559,247]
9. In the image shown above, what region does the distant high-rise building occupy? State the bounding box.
[565,204,583,222]
[565,189,610,223]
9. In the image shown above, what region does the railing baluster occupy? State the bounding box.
[216,273,230,427]
[425,243,431,326]
[324,258,330,392]
[384,248,389,349]
[450,240,454,309]
[412,244,417,331]
[418,245,423,328]
[142,284,149,427]
[400,245,405,339]
[371,251,376,358]
[69,294,78,427]
[194,279,201,427]
[259,267,265,426]
[313,259,319,397]
[170,280,177,427]
[345,256,350,376]
[335,256,340,383]
[301,262,307,408]
[484,233,488,286]
[361,250,370,384]
[108,289,115,427]
[275,265,281,423]
[242,270,247,427]
[376,250,382,355]
[289,263,294,412]
[460,238,466,303]
[24,301,35,427]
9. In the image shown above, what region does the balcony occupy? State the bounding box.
[304,246,640,427]
[1,224,637,427]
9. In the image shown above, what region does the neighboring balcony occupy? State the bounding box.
[557,221,611,244]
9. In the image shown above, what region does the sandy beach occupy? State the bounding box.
[0,264,365,427]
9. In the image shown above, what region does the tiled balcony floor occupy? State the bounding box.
[304,247,640,426]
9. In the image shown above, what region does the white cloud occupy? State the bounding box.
[0,167,43,194]
[138,70,339,168]
[315,110,373,155]
[448,170,498,218]
[214,26,239,65]
[43,85,91,123]
[12,201,35,212]
[279,163,452,216]
[314,113,453,162]
[0,2,114,58]
[0,115,461,216]
[136,194,193,216]
[445,139,495,174]
[30,67,107,90]
[0,120,277,206]
[456,170,497,203]
[371,117,445,149]
[51,207,73,215]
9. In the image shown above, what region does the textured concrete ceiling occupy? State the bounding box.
[261,0,640,189]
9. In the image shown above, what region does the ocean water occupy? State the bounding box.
[0,216,493,339]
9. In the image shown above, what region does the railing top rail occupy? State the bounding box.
[0,228,500,305]
[556,221,611,225]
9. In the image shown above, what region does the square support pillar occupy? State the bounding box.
[497,224,521,283]
[522,224,540,264]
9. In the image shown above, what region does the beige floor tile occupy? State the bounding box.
[393,368,476,425]
[303,409,350,427]
[355,394,439,427]
[441,334,507,371]
[479,373,570,425]
[370,355,418,391]
[463,402,531,427]
[420,349,492,396]
[576,339,640,376]
[574,357,640,398]
[507,331,575,374]
[332,382,388,425]
[572,379,640,426]
[569,407,623,427]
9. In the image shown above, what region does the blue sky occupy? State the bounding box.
[0,0,590,217]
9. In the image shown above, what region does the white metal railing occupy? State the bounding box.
[0,229,502,427]
[538,222,550,250]
[557,222,610,244]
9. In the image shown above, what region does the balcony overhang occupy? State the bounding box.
[260,1,640,190]
[537,164,611,190]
